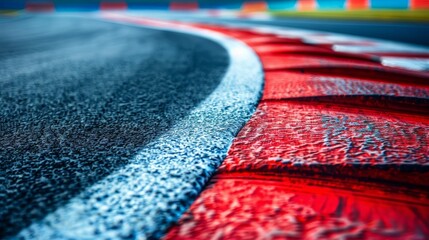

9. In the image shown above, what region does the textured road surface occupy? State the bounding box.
[0,15,230,237]
[160,19,429,240]
[2,12,428,240]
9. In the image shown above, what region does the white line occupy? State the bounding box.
[14,13,263,240]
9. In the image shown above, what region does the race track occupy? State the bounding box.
[0,15,262,238]
[1,12,428,240]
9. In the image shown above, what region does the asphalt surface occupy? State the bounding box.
[0,15,230,237]
[3,11,428,239]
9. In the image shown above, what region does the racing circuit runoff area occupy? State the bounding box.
[1,0,429,239]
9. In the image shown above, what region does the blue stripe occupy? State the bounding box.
[26,0,53,3]
[0,0,25,9]
[55,4,99,11]
[199,3,242,9]
[316,0,346,9]
[268,0,298,10]
[370,0,409,9]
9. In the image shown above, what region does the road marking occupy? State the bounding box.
[14,14,263,240]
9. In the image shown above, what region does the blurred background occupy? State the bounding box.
[1,1,428,58]
[1,0,429,18]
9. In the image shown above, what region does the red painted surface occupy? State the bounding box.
[169,2,198,11]
[100,2,127,10]
[410,0,429,9]
[165,175,429,239]
[346,0,369,10]
[297,0,317,11]
[368,52,429,58]
[263,71,429,99]
[219,101,429,185]
[260,56,429,85]
[102,16,429,239]
[241,1,268,12]
[241,36,305,46]
[160,21,429,239]
[252,45,378,62]
[260,55,378,70]
[25,2,54,12]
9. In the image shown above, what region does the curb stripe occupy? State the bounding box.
[346,0,369,9]
[162,20,429,239]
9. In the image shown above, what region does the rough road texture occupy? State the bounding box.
[165,22,429,239]
[1,15,263,239]
[166,175,429,239]
[0,15,228,237]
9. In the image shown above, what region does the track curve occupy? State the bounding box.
[1,15,263,239]
[157,19,429,240]
[2,14,263,239]
[3,12,429,240]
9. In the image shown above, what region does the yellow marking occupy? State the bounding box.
[0,10,20,16]
[271,9,429,22]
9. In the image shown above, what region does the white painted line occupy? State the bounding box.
[382,57,429,71]
[15,13,264,240]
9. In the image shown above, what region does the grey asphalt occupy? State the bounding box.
[3,11,425,239]
[0,15,229,237]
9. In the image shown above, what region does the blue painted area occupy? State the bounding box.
[26,0,54,3]
[53,0,98,11]
[55,4,99,11]
[268,0,297,10]
[221,3,243,9]
[0,0,25,9]
[316,0,346,9]
[199,0,242,10]
[127,0,169,9]
[370,0,409,9]
[199,2,242,9]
